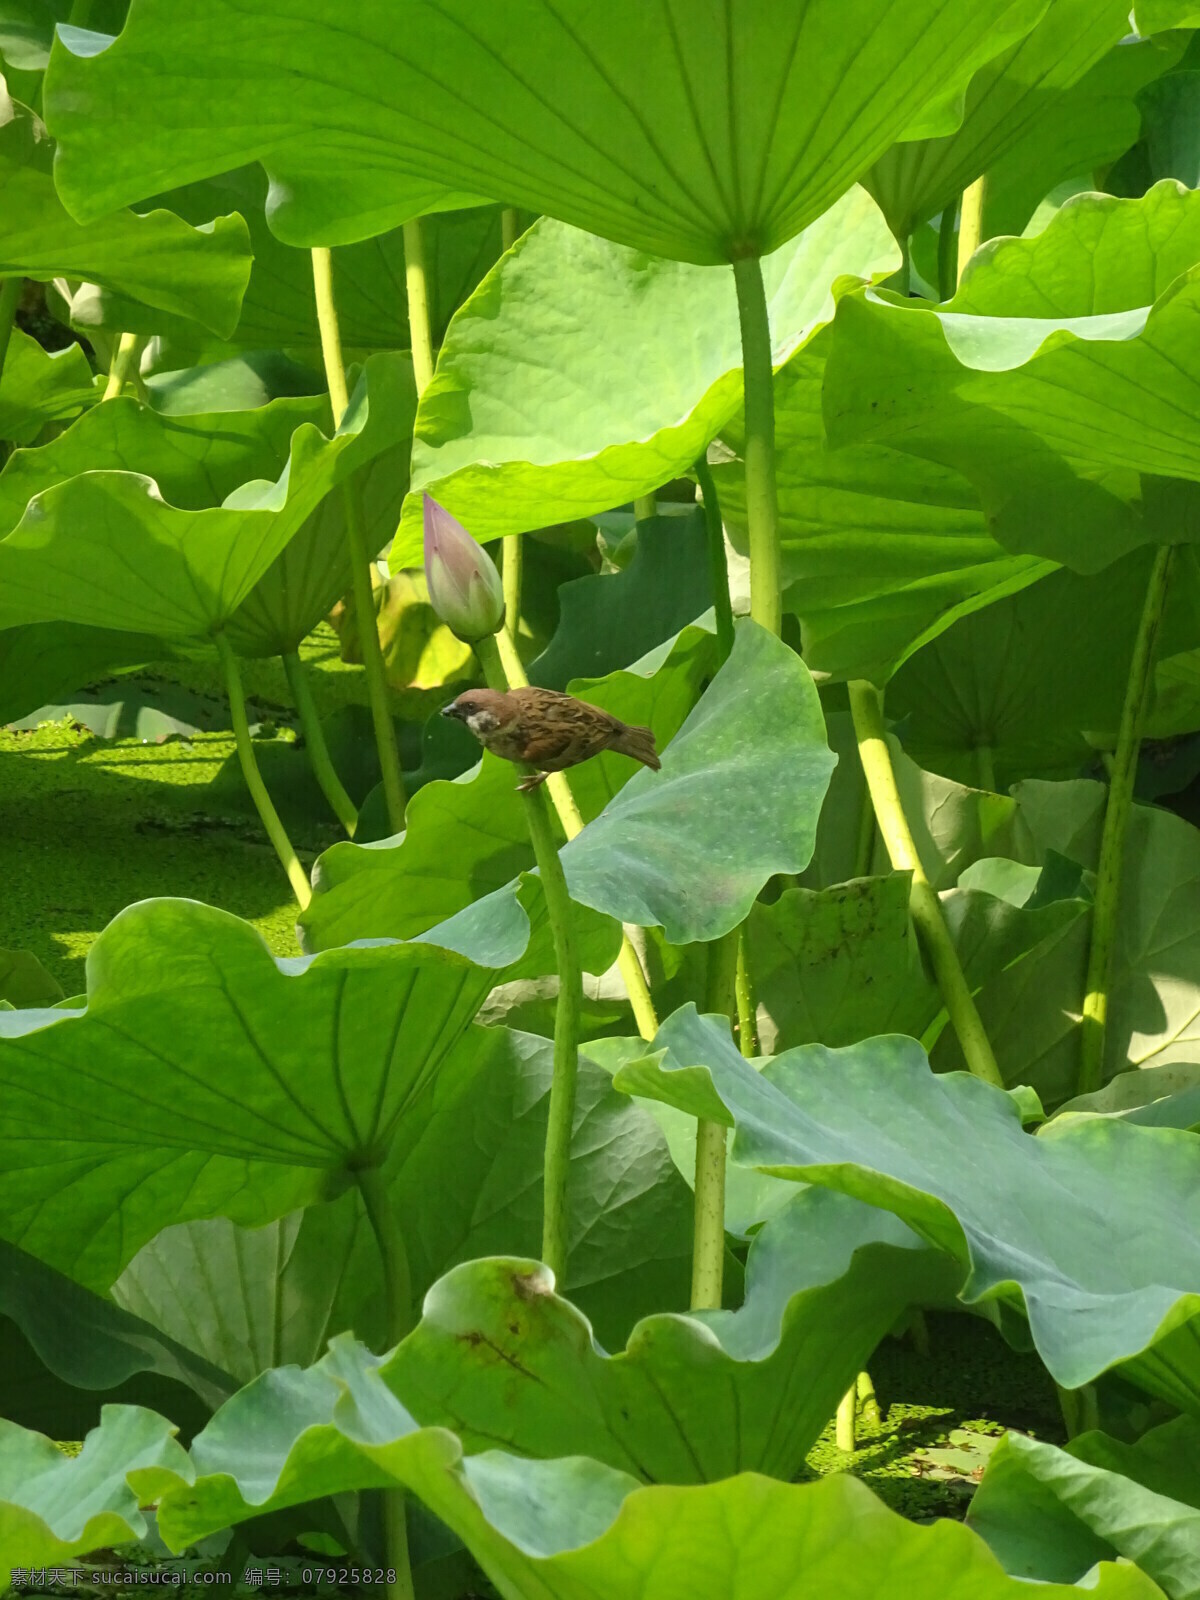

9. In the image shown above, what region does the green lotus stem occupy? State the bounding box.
[501,207,521,251]
[896,241,912,297]
[854,775,877,878]
[634,492,657,522]
[732,255,780,635]
[735,927,758,1056]
[355,1164,415,1600]
[835,1384,857,1452]
[957,176,989,281]
[311,245,408,836]
[67,0,96,22]
[691,931,738,1310]
[214,631,311,909]
[491,623,660,1042]
[1079,543,1176,1094]
[975,744,996,793]
[0,276,21,382]
[102,331,142,400]
[848,680,1003,1088]
[476,632,582,1279]
[403,218,435,397]
[938,204,959,302]
[502,533,523,647]
[694,453,736,663]
[857,1366,881,1425]
[282,650,358,837]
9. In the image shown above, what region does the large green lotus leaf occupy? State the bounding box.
[1135,3,1200,27]
[0,1238,232,1439]
[887,546,1200,790]
[145,1357,1161,1600]
[1053,1064,1200,1132]
[0,85,250,336]
[937,780,1200,1100]
[748,870,1085,1056]
[0,1406,194,1587]
[557,622,834,943]
[0,621,167,725]
[75,169,502,360]
[967,1420,1200,1596]
[864,0,1131,240]
[528,512,714,692]
[0,352,414,637]
[0,388,330,517]
[982,38,1184,241]
[224,438,412,658]
[112,1026,696,1377]
[392,192,898,556]
[0,898,500,1292]
[824,186,1200,564]
[714,334,1051,684]
[301,624,717,951]
[0,326,96,443]
[389,1187,956,1485]
[44,0,1048,263]
[615,1007,1200,1399]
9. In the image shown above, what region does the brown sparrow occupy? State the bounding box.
[442,686,661,791]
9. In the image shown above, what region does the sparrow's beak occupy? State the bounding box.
[441,701,463,720]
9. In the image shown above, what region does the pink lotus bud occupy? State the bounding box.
[422,495,505,642]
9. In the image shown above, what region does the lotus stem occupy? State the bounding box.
[848,679,1003,1088]
[735,927,758,1056]
[957,176,989,281]
[501,207,521,251]
[282,650,357,837]
[502,534,523,647]
[732,254,780,636]
[634,493,657,523]
[691,933,739,1310]
[694,453,736,663]
[854,773,877,878]
[938,204,958,302]
[476,633,582,1280]
[311,246,408,836]
[836,1384,857,1452]
[102,330,142,400]
[0,276,21,381]
[975,744,996,793]
[491,623,660,1042]
[857,1367,881,1426]
[213,631,311,909]
[355,1164,415,1600]
[403,218,435,397]
[1079,543,1175,1094]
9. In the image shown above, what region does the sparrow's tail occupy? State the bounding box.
[611,722,661,771]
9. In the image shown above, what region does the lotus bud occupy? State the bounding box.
[422,494,505,642]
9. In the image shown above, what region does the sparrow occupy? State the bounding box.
[442,686,661,791]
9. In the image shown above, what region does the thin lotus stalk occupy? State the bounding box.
[403,218,435,397]
[1079,542,1176,1094]
[957,175,989,281]
[492,622,660,1041]
[501,207,521,251]
[692,930,738,1310]
[213,631,311,909]
[836,1384,857,1452]
[694,453,736,663]
[633,492,657,522]
[937,203,959,302]
[475,632,582,1280]
[0,276,21,380]
[853,777,877,878]
[732,255,780,636]
[975,744,997,793]
[502,533,523,648]
[355,1164,415,1600]
[102,331,142,400]
[311,245,408,835]
[735,926,758,1056]
[848,679,1004,1088]
[857,1367,881,1426]
[282,650,358,837]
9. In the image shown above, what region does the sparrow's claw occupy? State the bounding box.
[516,771,549,792]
